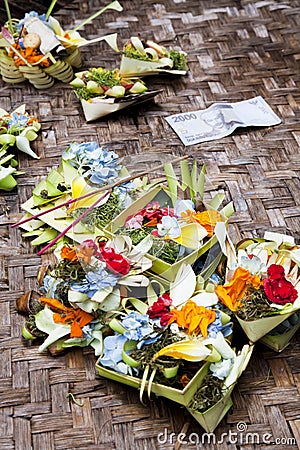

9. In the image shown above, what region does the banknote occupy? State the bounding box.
[165,96,281,146]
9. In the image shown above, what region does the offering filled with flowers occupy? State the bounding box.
[70,67,162,121]
[119,36,188,76]
[215,231,300,342]
[0,0,123,88]
[96,263,253,430]
[18,141,150,248]
[0,104,40,190]
[18,234,152,355]
[110,160,234,281]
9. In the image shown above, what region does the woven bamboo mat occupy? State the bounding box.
[0,0,300,449]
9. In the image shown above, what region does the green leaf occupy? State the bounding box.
[90,330,104,356]
[197,164,206,199]
[91,286,114,304]
[72,1,123,32]
[179,159,192,191]
[208,193,225,209]
[190,159,198,200]
[30,228,59,246]
[15,136,39,159]
[20,127,38,142]
[0,172,17,190]
[0,134,16,146]
[60,160,78,185]
[163,162,178,206]
[35,307,70,352]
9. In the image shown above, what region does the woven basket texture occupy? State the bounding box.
[0,0,300,449]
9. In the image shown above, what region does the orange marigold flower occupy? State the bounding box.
[39,297,94,338]
[168,300,216,338]
[181,210,222,236]
[215,267,262,311]
[61,245,78,262]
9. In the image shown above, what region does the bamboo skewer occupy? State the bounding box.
[37,191,110,256]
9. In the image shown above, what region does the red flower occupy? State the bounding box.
[97,240,131,275]
[147,293,173,325]
[125,202,175,228]
[263,264,298,305]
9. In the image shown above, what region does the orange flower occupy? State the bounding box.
[9,44,51,67]
[168,300,216,338]
[145,218,158,227]
[39,297,94,338]
[61,245,78,262]
[181,210,222,236]
[215,267,262,311]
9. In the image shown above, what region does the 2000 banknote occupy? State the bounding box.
[165,96,281,146]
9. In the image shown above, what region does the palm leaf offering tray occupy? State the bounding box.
[70,67,162,121]
[119,36,188,76]
[0,0,123,88]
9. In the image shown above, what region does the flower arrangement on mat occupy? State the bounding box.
[18,234,152,355]
[0,104,40,190]
[70,67,162,121]
[96,262,253,431]
[17,141,152,249]
[215,231,300,342]
[119,36,188,76]
[0,0,123,89]
[110,159,234,281]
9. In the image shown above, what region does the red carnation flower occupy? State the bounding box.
[147,293,173,325]
[98,243,131,276]
[263,264,298,305]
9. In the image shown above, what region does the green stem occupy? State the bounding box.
[46,0,58,20]
[72,1,122,32]
[4,0,13,35]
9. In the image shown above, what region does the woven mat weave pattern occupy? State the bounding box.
[0,0,300,449]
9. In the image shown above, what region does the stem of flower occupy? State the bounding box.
[12,154,191,228]
[72,1,122,32]
[37,191,111,256]
[4,0,13,35]
[46,0,58,20]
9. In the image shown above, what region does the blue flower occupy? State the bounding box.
[207,311,232,339]
[99,334,130,374]
[207,311,223,338]
[62,141,98,163]
[210,358,233,380]
[7,112,29,129]
[70,267,119,298]
[41,274,61,298]
[120,311,161,348]
[62,142,121,186]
